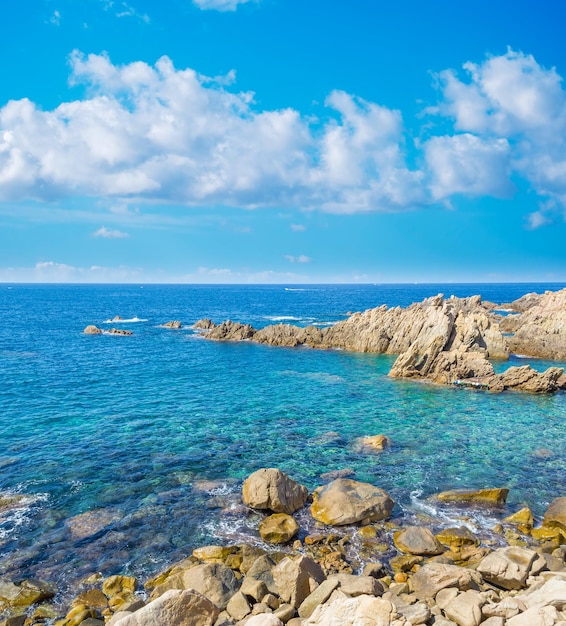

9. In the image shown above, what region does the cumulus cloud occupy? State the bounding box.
[0,51,423,213]
[284,254,311,264]
[192,0,256,11]
[431,48,566,219]
[1,48,566,222]
[93,226,130,238]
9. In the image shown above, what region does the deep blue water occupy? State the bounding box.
[1,283,565,596]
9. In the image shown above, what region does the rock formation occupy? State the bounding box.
[195,290,566,393]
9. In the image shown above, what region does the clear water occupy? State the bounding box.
[0,283,565,596]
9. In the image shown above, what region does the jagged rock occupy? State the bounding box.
[102,575,137,598]
[504,507,534,529]
[393,526,445,556]
[303,595,404,626]
[193,319,215,330]
[205,320,256,341]
[179,563,240,610]
[519,576,566,610]
[84,325,103,334]
[258,513,299,544]
[272,556,325,608]
[480,365,565,393]
[543,497,566,532]
[310,478,394,526]
[327,574,383,597]
[477,546,538,590]
[107,328,133,336]
[506,605,561,626]
[435,488,509,506]
[410,563,481,599]
[226,591,251,621]
[297,579,339,618]
[246,555,278,595]
[505,288,566,360]
[242,469,308,515]
[161,321,182,329]
[111,589,219,626]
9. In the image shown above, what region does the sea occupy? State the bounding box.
[1,282,566,601]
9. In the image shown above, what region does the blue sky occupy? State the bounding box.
[1,0,566,283]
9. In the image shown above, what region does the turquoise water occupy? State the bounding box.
[0,283,565,596]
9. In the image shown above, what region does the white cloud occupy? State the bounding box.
[290,224,306,232]
[49,10,61,26]
[433,48,566,218]
[100,0,149,22]
[93,226,130,238]
[425,133,512,200]
[0,261,143,283]
[192,0,256,11]
[284,254,311,264]
[0,51,424,214]
[1,48,566,222]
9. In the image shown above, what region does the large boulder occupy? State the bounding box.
[242,468,308,515]
[477,547,538,590]
[112,589,218,626]
[393,526,444,556]
[304,595,403,626]
[410,562,481,599]
[543,497,566,532]
[443,590,485,626]
[310,479,394,525]
[179,563,240,610]
[272,556,325,608]
[258,513,299,544]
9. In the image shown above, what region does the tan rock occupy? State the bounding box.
[397,601,431,625]
[112,589,219,626]
[244,615,284,626]
[84,325,103,334]
[65,508,122,540]
[297,579,339,619]
[436,527,479,548]
[226,591,251,621]
[506,605,560,626]
[258,514,299,544]
[192,546,235,563]
[310,479,394,526]
[304,595,402,626]
[180,563,240,610]
[436,488,509,506]
[240,578,268,603]
[357,435,391,452]
[327,574,383,598]
[543,497,566,532]
[477,546,538,590]
[410,563,481,600]
[272,556,325,608]
[103,576,137,598]
[246,555,278,595]
[504,507,534,529]
[242,469,308,515]
[443,590,485,626]
[393,526,444,556]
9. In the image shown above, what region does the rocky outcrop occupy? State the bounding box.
[195,289,566,393]
[83,326,133,336]
[310,478,394,526]
[161,321,182,329]
[504,288,566,360]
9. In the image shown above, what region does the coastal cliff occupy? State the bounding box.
[195,289,566,393]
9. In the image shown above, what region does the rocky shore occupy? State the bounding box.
[3,468,566,626]
[194,288,566,393]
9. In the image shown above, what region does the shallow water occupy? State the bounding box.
[0,283,565,597]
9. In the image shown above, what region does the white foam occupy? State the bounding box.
[0,491,48,540]
[102,317,148,324]
[264,316,304,322]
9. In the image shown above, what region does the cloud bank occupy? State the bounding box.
[0,49,565,222]
[192,0,256,11]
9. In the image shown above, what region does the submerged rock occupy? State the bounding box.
[435,488,509,506]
